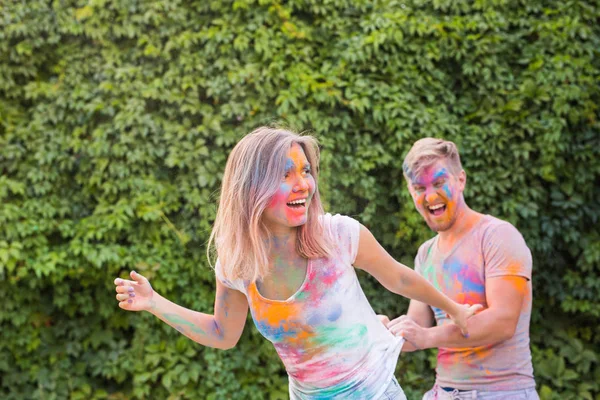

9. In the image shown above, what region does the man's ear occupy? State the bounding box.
[458,170,467,191]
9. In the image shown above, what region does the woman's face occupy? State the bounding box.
[263,143,316,233]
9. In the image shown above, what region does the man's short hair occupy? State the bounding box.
[402,138,463,180]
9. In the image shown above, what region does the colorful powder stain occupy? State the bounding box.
[416,215,535,390]
[229,214,403,397]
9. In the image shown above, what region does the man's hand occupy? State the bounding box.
[377,314,390,326]
[378,314,419,352]
[386,315,431,351]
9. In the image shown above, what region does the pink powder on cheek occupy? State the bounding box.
[307,176,316,192]
[266,184,293,224]
[268,183,291,208]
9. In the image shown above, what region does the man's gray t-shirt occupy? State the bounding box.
[415,215,535,390]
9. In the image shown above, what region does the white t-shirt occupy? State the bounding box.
[216,213,404,399]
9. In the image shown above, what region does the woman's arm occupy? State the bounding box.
[115,271,248,350]
[353,225,481,334]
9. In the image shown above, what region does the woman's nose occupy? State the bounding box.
[294,177,309,192]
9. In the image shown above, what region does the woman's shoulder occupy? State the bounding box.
[319,213,360,237]
[214,258,248,294]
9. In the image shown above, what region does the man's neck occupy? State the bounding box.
[438,204,483,245]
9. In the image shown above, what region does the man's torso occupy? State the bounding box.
[416,215,535,391]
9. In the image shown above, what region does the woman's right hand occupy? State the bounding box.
[114,270,154,311]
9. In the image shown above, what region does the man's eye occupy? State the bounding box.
[434,181,444,188]
[414,186,424,192]
[303,168,311,175]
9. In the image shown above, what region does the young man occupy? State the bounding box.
[382,138,539,399]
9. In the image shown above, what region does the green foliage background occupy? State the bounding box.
[1,0,599,399]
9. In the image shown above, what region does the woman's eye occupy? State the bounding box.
[303,168,311,175]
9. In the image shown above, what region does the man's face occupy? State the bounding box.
[408,160,465,232]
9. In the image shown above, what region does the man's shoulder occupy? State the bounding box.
[481,214,515,227]
[416,235,438,264]
[479,214,525,241]
[418,235,437,252]
[476,214,533,277]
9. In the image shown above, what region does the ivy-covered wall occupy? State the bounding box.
[1,1,598,399]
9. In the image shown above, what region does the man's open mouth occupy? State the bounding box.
[427,203,446,216]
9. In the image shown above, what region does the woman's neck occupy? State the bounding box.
[258,229,308,300]
[267,230,299,261]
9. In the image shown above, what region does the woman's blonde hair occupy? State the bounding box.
[208,127,334,282]
[402,138,463,180]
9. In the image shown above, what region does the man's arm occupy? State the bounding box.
[387,275,527,349]
[407,299,435,328]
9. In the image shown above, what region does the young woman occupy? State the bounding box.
[114,127,481,399]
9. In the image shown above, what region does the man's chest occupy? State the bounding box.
[421,248,487,307]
